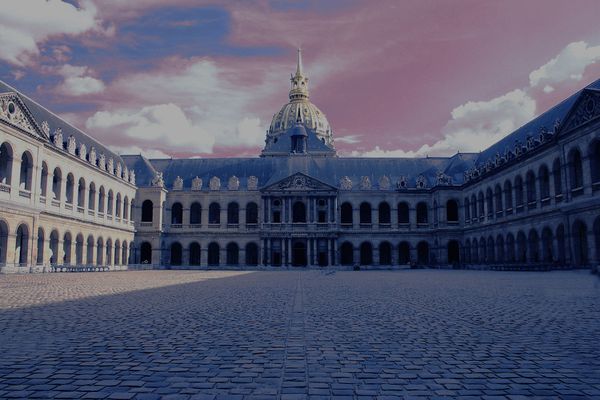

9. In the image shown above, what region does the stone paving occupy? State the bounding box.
[0,270,599,399]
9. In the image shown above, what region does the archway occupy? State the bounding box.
[226,242,239,265]
[75,234,84,265]
[292,240,307,266]
[360,242,373,265]
[49,230,59,265]
[292,201,306,223]
[245,243,259,266]
[15,224,29,266]
[208,242,220,266]
[398,241,410,265]
[189,242,201,266]
[417,241,429,265]
[572,220,588,266]
[340,242,353,265]
[170,242,182,266]
[140,241,152,264]
[447,240,460,264]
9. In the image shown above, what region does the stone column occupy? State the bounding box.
[220,207,227,229]
[200,246,208,266]
[201,205,209,227]
[352,207,360,229]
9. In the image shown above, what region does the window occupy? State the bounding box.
[209,203,221,224]
[359,202,372,224]
[246,202,258,224]
[340,202,353,224]
[171,202,183,224]
[446,199,459,222]
[539,165,550,201]
[292,201,306,223]
[228,202,239,224]
[190,202,202,225]
[141,199,153,222]
[569,148,584,192]
[19,151,33,191]
[378,202,390,224]
[416,202,428,224]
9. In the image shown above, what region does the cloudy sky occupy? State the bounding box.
[1,0,600,159]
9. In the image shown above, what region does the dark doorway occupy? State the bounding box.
[447,240,460,264]
[292,240,307,266]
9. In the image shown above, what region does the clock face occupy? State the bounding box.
[294,177,305,187]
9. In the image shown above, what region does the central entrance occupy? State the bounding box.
[292,240,307,266]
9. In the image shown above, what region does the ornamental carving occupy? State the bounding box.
[88,147,97,165]
[247,175,258,190]
[359,176,371,190]
[173,176,183,190]
[276,175,320,190]
[436,172,452,186]
[228,175,240,191]
[339,176,352,190]
[564,92,600,131]
[98,153,106,170]
[397,176,408,190]
[41,120,50,136]
[52,128,63,148]
[209,176,221,190]
[151,171,164,187]
[378,175,390,190]
[115,163,122,178]
[191,176,202,191]
[416,175,427,189]
[123,166,129,180]
[129,169,136,185]
[67,135,76,155]
[79,143,87,160]
[0,96,37,135]
[107,158,114,174]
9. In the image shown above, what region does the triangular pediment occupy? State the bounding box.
[562,89,600,133]
[263,172,337,192]
[0,92,46,139]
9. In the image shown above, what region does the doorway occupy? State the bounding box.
[292,240,307,266]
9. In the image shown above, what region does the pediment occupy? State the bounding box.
[263,172,337,192]
[0,93,46,139]
[562,89,600,133]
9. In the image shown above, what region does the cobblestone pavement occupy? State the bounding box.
[0,270,599,399]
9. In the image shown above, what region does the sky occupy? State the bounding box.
[2,0,600,159]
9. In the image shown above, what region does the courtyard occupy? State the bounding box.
[0,270,599,399]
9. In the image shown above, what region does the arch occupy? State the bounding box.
[245,242,259,266]
[568,148,584,191]
[98,186,106,213]
[486,187,494,217]
[15,223,29,266]
[0,142,14,185]
[416,202,428,224]
[447,240,460,265]
[189,242,201,266]
[506,233,515,263]
[572,220,588,266]
[107,189,114,215]
[446,199,459,222]
[52,167,62,200]
[496,235,505,263]
[398,241,410,265]
[378,202,391,224]
[63,232,72,265]
[541,227,554,263]
[417,241,429,265]
[494,185,503,215]
[208,242,220,266]
[486,236,495,263]
[190,202,202,225]
[49,230,59,265]
[226,242,239,265]
[556,224,566,265]
[516,231,527,263]
[171,202,183,224]
[19,151,33,191]
[398,202,409,224]
[478,191,485,217]
[292,240,307,266]
[340,202,353,224]
[539,164,550,200]
[141,199,153,222]
[291,201,306,223]
[105,238,112,266]
[246,202,258,224]
[115,193,122,217]
[209,202,220,224]
[379,241,392,265]
[122,240,128,265]
[36,227,45,265]
[271,198,282,223]
[359,242,373,265]
[77,177,86,208]
[75,233,84,265]
[228,202,240,224]
[86,235,94,265]
[514,175,524,208]
[96,237,104,266]
[65,173,75,204]
[590,139,600,184]
[553,158,563,197]
[140,241,152,264]
[340,241,354,265]
[88,182,96,210]
[170,242,182,266]
[504,180,513,211]
[114,240,121,265]
[40,161,48,196]
[526,170,536,206]
[359,202,372,224]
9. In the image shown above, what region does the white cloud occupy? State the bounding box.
[335,135,362,145]
[529,41,600,90]
[108,145,171,160]
[0,0,101,66]
[56,64,105,96]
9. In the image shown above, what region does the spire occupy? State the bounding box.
[289,48,309,101]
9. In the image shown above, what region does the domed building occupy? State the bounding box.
[0,51,599,272]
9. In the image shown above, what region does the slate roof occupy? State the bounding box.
[0,80,124,164]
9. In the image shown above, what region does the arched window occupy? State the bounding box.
[379,242,392,265]
[378,202,390,224]
[590,140,600,184]
[538,165,550,201]
[208,242,220,266]
[98,186,106,213]
[227,202,239,225]
[504,180,513,212]
[478,191,484,217]
[446,199,459,222]
[416,202,428,224]
[486,188,494,217]
[245,243,259,266]
[398,242,410,264]
[226,242,239,265]
[209,203,220,224]
[40,162,48,197]
[526,171,536,207]
[271,198,281,223]
[141,199,153,222]
[190,202,202,225]
[19,151,33,191]
[494,185,503,216]
[246,202,258,224]
[340,202,353,225]
[553,158,563,198]
[340,242,353,265]
[15,224,29,266]
[52,167,62,200]
[398,202,409,224]
[107,189,114,214]
[568,148,584,192]
[417,241,429,265]
[140,241,152,264]
[514,175,524,209]
[0,142,14,185]
[292,201,306,223]
[359,202,371,224]
[359,242,372,265]
[170,242,182,266]
[66,174,75,204]
[464,197,470,221]
[171,202,183,224]
[189,242,201,266]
